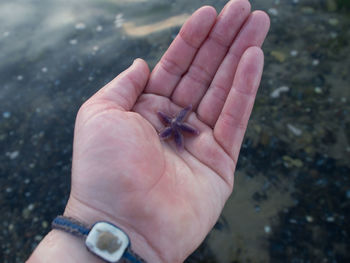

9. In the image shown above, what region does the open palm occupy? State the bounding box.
[65,1,270,262]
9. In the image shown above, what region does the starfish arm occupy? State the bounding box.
[173,129,184,150]
[178,123,199,135]
[159,127,173,140]
[157,111,172,125]
[175,105,192,123]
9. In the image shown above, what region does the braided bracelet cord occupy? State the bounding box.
[51,215,146,263]
[52,215,90,237]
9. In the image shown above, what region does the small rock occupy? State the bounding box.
[96,25,103,32]
[42,221,49,228]
[114,13,124,28]
[270,86,289,98]
[290,50,298,57]
[328,18,339,26]
[41,67,48,73]
[270,50,286,62]
[289,218,297,224]
[75,23,86,30]
[326,216,335,222]
[7,151,19,160]
[312,59,320,66]
[28,204,35,211]
[17,75,23,81]
[306,215,314,223]
[264,225,271,234]
[314,87,323,94]
[268,8,279,16]
[3,111,11,118]
[287,124,302,136]
[69,39,78,45]
[34,235,43,241]
[283,156,304,168]
[255,205,261,212]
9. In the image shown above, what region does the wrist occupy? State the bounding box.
[27,230,103,263]
[62,196,164,263]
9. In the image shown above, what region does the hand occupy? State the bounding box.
[64,1,270,262]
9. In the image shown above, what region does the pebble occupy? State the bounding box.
[255,205,261,212]
[3,111,11,118]
[42,221,49,228]
[287,124,302,136]
[270,86,289,98]
[306,216,314,223]
[268,8,279,16]
[312,59,320,66]
[328,18,339,26]
[264,225,271,234]
[75,23,86,30]
[115,13,124,28]
[290,50,298,57]
[96,25,103,32]
[17,75,23,81]
[7,151,19,160]
[22,204,35,219]
[283,155,304,168]
[3,31,10,37]
[34,235,43,241]
[314,87,323,94]
[326,216,335,222]
[69,39,78,45]
[41,67,48,73]
[270,50,286,62]
[289,218,298,224]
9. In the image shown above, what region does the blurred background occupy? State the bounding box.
[0,0,349,262]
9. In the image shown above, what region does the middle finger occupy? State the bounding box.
[171,0,251,108]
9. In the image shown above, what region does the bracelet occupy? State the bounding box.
[52,215,146,263]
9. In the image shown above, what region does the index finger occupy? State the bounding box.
[145,6,217,96]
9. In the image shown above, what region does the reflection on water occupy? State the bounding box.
[123,14,189,37]
[1,0,349,262]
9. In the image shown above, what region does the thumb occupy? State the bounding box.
[94,58,150,111]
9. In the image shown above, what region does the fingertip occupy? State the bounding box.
[235,46,264,95]
[197,5,217,18]
[180,5,217,47]
[251,10,271,32]
[132,58,150,75]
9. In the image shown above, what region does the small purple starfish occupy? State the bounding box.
[157,105,199,150]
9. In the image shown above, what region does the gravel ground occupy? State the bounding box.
[0,0,349,262]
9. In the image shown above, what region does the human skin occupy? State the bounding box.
[27,0,270,262]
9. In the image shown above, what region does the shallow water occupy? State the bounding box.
[1,0,349,262]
